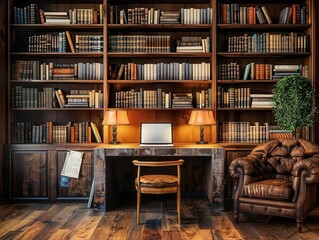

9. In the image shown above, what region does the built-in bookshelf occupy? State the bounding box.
[6,0,106,200]
[216,0,316,144]
[5,0,317,201]
[8,1,105,145]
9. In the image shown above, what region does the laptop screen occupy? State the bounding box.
[140,123,173,144]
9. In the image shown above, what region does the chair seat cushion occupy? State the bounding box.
[242,179,293,201]
[136,174,178,188]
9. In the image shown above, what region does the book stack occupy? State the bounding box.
[176,36,206,52]
[43,11,70,24]
[65,90,90,108]
[268,126,293,139]
[160,11,180,24]
[62,89,103,108]
[52,63,77,80]
[272,65,301,80]
[172,93,193,108]
[250,93,273,108]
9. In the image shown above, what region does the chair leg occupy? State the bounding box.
[234,211,239,223]
[137,190,141,224]
[177,188,181,224]
[297,220,303,233]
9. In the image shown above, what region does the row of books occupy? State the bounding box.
[12,60,104,81]
[11,86,103,109]
[218,3,309,25]
[67,7,103,24]
[110,62,211,81]
[217,87,274,109]
[217,122,271,143]
[278,4,309,24]
[113,89,212,109]
[227,32,309,53]
[27,32,103,53]
[219,4,272,24]
[12,3,103,24]
[218,63,307,80]
[243,63,304,80]
[11,121,102,144]
[217,63,240,80]
[109,6,212,24]
[109,35,171,53]
[28,32,67,53]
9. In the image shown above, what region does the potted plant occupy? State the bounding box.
[272,74,317,138]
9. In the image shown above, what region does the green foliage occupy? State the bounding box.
[272,75,317,135]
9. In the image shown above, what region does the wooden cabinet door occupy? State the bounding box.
[11,150,48,199]
[56,149,93,199]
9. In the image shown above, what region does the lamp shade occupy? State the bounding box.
[102,110,129,125]
[188,110,215,126]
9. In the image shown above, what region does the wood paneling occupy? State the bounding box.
[0,0,6,199]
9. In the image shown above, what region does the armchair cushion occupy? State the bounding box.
[242,179,293,201]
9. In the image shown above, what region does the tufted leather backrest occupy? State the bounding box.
[247,139,319,181]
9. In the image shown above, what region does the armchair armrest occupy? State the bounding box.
[292,157,319,184]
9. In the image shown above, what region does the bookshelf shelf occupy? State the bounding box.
[217,80,278,84]
[108,24,212,30]
[108,80,212,84]
[217,108,273,111]
[11,53,104,57]
[217,24,311,30]
[11,24,103,29]
[108,108,210,111]
[108,53,212,58]
[10,80,103,83]
[217,53,311,57]
[11,108,103,111]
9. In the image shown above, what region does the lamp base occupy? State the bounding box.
[196,140,208,144]
[109,140,120,144]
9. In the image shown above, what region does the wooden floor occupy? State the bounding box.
[1,198,319,240]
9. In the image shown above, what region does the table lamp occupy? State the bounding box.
[102,110,129,144]
[188,110,215,144]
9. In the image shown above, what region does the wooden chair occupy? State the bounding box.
[132,159,184,224]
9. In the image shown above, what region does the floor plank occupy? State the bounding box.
[0,199,319,240]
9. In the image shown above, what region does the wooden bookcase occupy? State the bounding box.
[6,0,106,201]
[215,0,316,146]
[105,0,215,144]
[5,0,317,201]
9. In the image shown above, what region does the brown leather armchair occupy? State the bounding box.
[229,139,319,232]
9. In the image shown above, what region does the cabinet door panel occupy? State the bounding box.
[57,150,93,198]
[11,150,48,198]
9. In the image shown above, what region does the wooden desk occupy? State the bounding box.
[93,143,224,211]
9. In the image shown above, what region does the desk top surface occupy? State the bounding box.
[94,143,223,149]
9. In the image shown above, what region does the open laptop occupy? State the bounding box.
[139,122,174,147]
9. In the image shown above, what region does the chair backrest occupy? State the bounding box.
[132,159,184,185]
[248,139,319,180]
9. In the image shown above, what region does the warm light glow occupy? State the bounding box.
[102,110,129,125]
[188,110,215,126]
